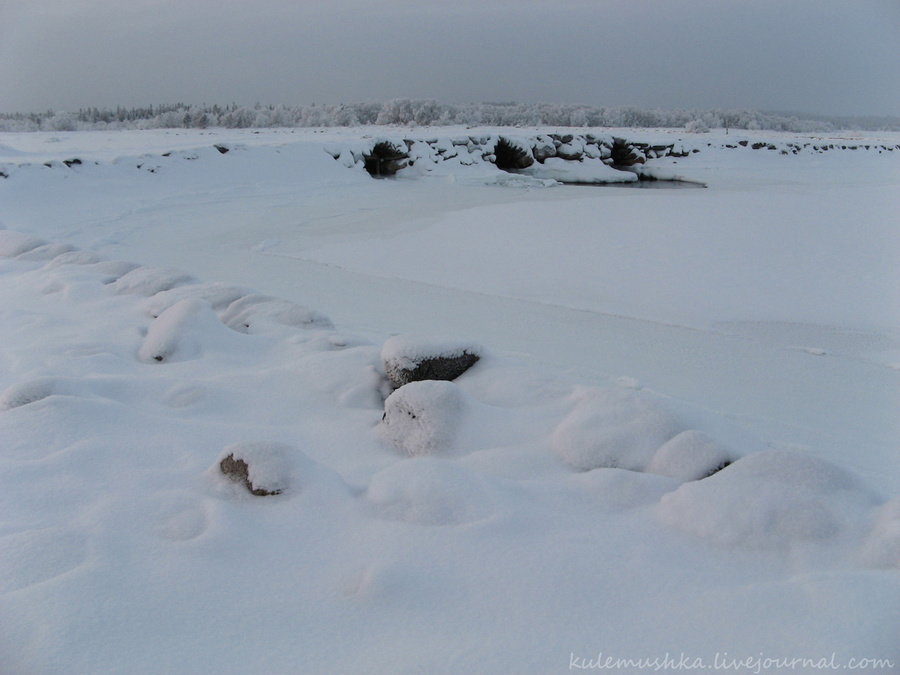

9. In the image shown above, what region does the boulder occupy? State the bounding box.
[218,442,292,496]
[380,380,465,457]
[382,335,482,388]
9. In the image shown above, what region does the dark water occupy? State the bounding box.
[568,179,707,189]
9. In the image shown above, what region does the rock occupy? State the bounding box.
[531,136,557,163]
[382,335,482,388]
[556,139,585,161]
[218,442,292,496]
[380,380,466,456]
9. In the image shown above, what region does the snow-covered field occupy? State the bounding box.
[0,126,898,674]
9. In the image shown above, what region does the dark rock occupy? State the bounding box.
[386,352,480,388]
[63,158,82,167]
[214,144,230,154]
[382,336,482,389]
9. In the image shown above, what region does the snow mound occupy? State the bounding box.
[646,430,734,481]
[859,497,900,569]
[0,377,59,410]
[658,449,880,549]
[520,157,638,184]
[380,380,467,457]
[550,388,684,471]
[382,335,482,387]
[143,282,250,317]
[367,457,494,525]
[16,242,78,261]
[219,294,334,333]
[112,264,194,295]
[44,250,105,267]
[91,259,142,281]
[0,230,46,257]
[138,298,240,363]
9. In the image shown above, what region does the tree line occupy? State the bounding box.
[1,100,897,133]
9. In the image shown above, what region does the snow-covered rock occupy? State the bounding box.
[645,430,733,481]
[657,449,880,549]
[143,282,249,317]
[381,335,481,388]
[112,264,194,296]
[0,230,46,257]
[219,294,333,333]
[0,377,58,410]
[138,297,239,363]
[380,380,467,457]
[216,441,293,496]
[550,388,683,471]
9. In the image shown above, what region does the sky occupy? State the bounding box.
[1,0,899,117]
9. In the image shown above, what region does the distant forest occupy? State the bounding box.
[1,100,898,133]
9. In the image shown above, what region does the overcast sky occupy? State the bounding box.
[1,0,899,116]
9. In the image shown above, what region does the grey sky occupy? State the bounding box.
[2,0,899,116]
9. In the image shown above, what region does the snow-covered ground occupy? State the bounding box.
[0,127,898,674]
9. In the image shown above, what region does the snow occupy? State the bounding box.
[0,126,899,673]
